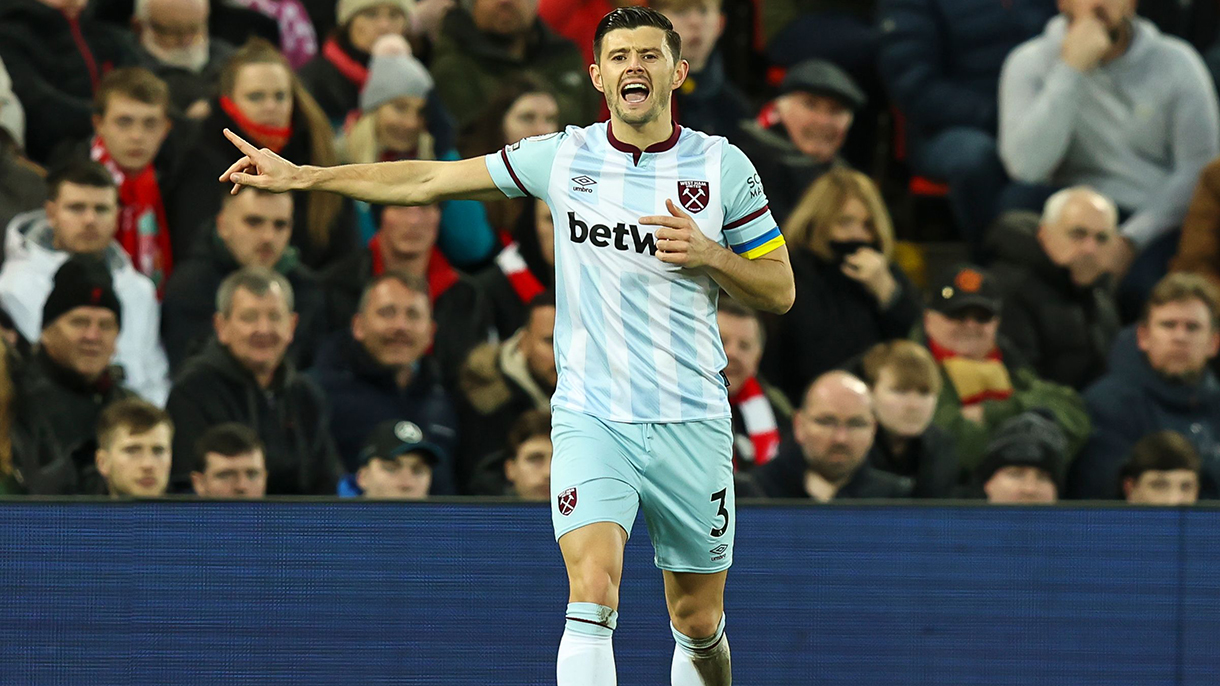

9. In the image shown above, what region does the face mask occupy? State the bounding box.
[828,240,877,264]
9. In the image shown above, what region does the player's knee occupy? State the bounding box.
[670,605,723,640]
[568,563,619,607]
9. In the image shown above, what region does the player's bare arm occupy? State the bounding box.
[642,199,796,314]
[218,128,506,205]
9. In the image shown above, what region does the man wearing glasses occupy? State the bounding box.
[921,264,1091,475]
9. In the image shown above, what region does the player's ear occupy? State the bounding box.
[589,63,605,94]
[672,59,690,92]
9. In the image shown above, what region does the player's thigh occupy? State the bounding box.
[663,569,728,638]
[550,407,644,541]
[639,416,735,574]
[559,521,629,608]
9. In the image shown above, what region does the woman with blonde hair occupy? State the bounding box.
[166,38,356,270]
[761,168,922,405]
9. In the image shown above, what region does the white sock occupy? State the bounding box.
[557,602,618,686]
[671,615,731,686]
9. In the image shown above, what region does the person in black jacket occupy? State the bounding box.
[321,203,492,387]
[761,167,922,407]
[0,0,139,164]
[860,340,960,497]
[132,0,235,119]
[161,186,328,372]
[166,267,342,495]
[164,38,356,269]
[0,341,74,496]
[988,189,1122,390]
[472,197,554,341]
[748,370,913,500]
[310,271,459,494]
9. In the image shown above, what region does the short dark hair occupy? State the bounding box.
[506,410,551,460]
[97,398,173,450]
[356,270,431,314]
[94,67,170,117]
[593,6,682,64]
[194,422,265,473]
[1120,431,1202,486]
[46,159,116,201]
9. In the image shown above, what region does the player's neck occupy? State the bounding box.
[608,115,676,152]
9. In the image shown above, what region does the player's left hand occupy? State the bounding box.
[641,199,721,269]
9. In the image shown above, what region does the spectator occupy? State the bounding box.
[976,410,1066,504]
[0,56,46,235]
[337,36,495,266]
[94,397,173,497]
[353,419,440,499]
[321,203,492,385]
[161,186,328,371]
[430,0,595,129]
[717,298,792,472]
[0,162,170,405]
[472,198,554,340]
[133,0,236,119]
[878,0,1055,246]
[0,0,138,164]
[650,0,751,142]
[167,38,355,269]
[737,60,864,225]
[230,0,319,70]
[988,188,1121,390]
[310,272,459,493]
[1121,430,1201,505]
[1170,157,1220,289]
[24,256,133,492]
[459,74,561,233]
[920,263,1090,470]
[760,169,921,407]
[0,341,74,496]
[859,340,959,498]
[189,422,268,498]
[470,407,553,497]
[1071,273,1220,499]
[166,267,343,494]
[86,68,176,290]
[455,291,555,489]
[538,0,642,65]
[999,0,1220,301]
[750,370,913,501]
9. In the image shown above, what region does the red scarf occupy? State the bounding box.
[369,234,459,303]
[219,96,293,153]
[495,241,546,305]
[729,376,781,470]
[90,136,172,292]
[322,37,368,86]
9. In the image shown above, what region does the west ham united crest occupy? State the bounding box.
[677,180,710,213]
[558,487,578,516]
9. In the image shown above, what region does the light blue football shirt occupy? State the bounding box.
[485,122,783,423]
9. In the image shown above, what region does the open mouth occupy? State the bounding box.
[620,81,650,105]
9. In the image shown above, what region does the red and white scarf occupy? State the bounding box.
[90,136,173,292]
[369,234,459,303]
[730,376,781,468]
[495,241,546,305]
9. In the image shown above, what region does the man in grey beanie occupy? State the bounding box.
[978,409,1067,504]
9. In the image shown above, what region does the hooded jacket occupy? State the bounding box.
[165,339,342,495]
[988,213,1120,390]
[430,8,596,129]
[160,226,329,372]
[309,331,459,493]
[1071,327,1220,499]
[0,210,171,406]
[0,0,138,163]
[453,330,551,491]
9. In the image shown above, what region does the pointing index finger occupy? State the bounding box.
[223,128,261,157]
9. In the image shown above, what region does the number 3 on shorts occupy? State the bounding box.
[710,489,729,537]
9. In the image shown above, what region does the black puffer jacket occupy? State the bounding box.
[867,424,960,498]
[166,340,342,495]
[988,214,1121,391]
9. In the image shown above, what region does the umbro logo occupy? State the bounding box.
[572,176,596,194]
[709,544,728,555]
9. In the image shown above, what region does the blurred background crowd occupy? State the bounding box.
[0,0,1216,508]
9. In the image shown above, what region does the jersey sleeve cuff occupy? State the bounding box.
[484,151,528,198]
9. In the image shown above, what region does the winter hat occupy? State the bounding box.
[337,0,412,27]
[977,409,1068,490]
[42,255,122,330]
[360,53,434,113]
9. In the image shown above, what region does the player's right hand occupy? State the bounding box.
[219,128,302,195]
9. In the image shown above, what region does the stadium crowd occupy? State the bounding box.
[0,0,1215,507]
